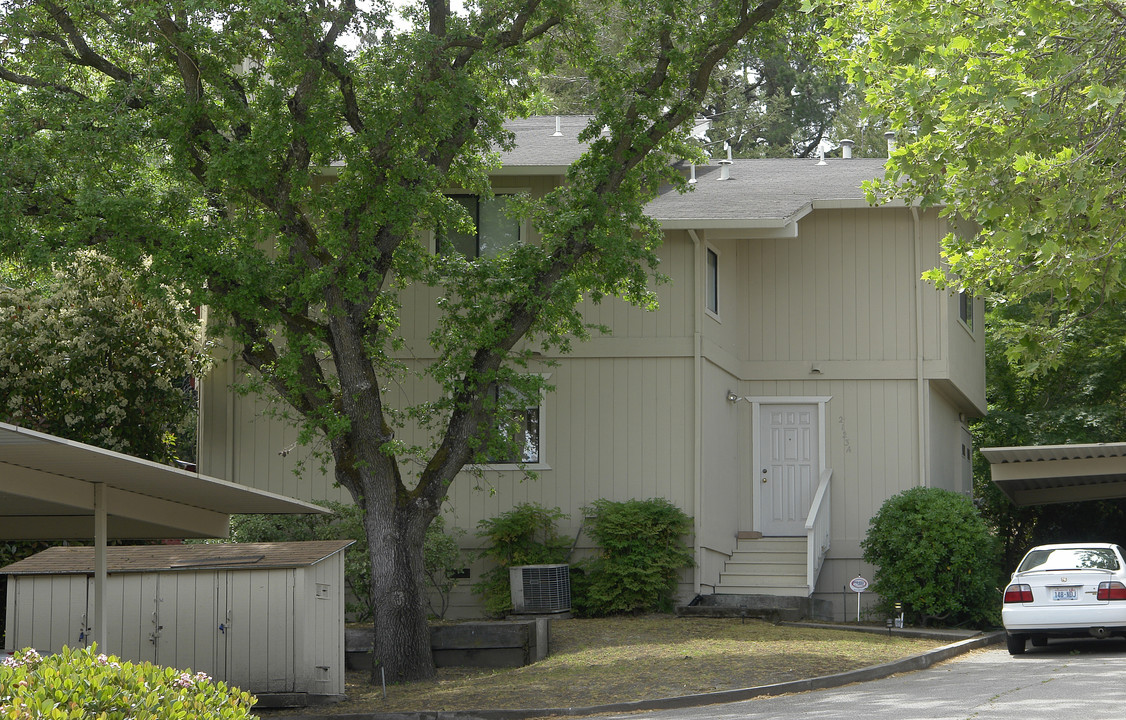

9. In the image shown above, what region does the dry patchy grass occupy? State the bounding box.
[265,616,945,715]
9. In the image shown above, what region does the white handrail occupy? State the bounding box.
[804,467,833,596]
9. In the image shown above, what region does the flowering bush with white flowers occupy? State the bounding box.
[0,645,255,719]
[0,251,210,463]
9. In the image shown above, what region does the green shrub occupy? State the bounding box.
[0,645,255,719]
[862,486,1002,627]
[574,498,694,616]
[472,503,570,616]
[424,516,466,619]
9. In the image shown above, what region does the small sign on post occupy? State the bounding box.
[849,575,869,623]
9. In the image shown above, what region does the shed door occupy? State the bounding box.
[223,568,296,693]
[760,404,818,536]
[153,571,227,679]
[8,574,90,653]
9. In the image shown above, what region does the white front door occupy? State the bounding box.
[760,404,818,536]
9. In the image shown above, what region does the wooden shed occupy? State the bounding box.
[1,540,352,705]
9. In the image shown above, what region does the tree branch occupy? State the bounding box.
[39,0,135,83]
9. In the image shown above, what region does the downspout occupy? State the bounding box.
[688,228,704,594]
[911,206,927,487]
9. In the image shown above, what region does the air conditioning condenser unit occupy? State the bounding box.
[509,564,571,614]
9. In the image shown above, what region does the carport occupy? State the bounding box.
[0,421,327,651]
[980,442,1126,506]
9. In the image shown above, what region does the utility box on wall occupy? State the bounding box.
[1,540,352,706]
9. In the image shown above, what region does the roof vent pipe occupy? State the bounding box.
[817,147,828,166]
[689,162,697,184]
[840,139,854,159]
[718,143,733,180]
[885,131,896,155]
[553,116,563,137]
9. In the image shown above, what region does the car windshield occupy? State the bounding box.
[1018,547,1120,572]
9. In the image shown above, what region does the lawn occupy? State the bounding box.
[267,616,947,715]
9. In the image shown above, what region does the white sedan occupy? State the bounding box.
[1002,543,1126,655]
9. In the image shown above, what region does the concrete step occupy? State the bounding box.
[720,567,810,585]
[715,582,810,596]
[734,538,806,553]
[718,536,809,598]
[726,551,806,565]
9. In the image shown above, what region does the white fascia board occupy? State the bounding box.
[655,203,811,238]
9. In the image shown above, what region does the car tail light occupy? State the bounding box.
[1004,584,1033,603]
[1097,581,1126,600]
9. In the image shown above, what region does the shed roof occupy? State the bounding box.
[981,442,1126,506]
[1,540,353,575]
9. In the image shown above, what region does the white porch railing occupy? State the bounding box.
[804,468,833,596]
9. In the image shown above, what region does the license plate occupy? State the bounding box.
[1052,587,1079,601]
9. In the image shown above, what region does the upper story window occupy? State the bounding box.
[958,290,974,331]
[482,382,541,465]
[438,195,521,258]
[705,247,719,316]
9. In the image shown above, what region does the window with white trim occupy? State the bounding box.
[437,195,521,258]
[705,247,719,316]
[481,382,541,465]
[958,290,974,331]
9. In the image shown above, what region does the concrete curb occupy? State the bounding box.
[270,630,1005,720]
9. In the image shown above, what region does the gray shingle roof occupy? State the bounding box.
[496,115,594,169]
[0,540,353,575]
[497,116,890,224]
[649,159,889,226]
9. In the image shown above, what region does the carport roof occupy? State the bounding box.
[981,442,1126,506]
[0,421,327,540]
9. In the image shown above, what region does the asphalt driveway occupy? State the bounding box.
[608,637,1126,720]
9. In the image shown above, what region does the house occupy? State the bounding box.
[197,116,986,620]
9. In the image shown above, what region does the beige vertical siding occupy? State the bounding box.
[928,390,970,494]
[739,209,924,364]
[698,360,742,558]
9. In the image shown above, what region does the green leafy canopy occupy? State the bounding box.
[819,0,1126,365]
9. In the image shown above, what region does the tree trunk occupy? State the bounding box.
[359,469,437,682]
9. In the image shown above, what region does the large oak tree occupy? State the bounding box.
[824,0,1126,363]
[0,0,792,679]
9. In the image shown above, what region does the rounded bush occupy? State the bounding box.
[573,497,694,616]
[0,645,256,719]
[861,486,1002,627]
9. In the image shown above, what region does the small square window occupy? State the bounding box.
[438,195,521,258]
[705,247,719,315]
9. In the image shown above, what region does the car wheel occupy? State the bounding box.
[1006,633,1027,655]
[1030,635,1048,647]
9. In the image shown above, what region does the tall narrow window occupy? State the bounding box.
[705,247,719,315]
[958,290,974,330]
[438,195,521,258]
